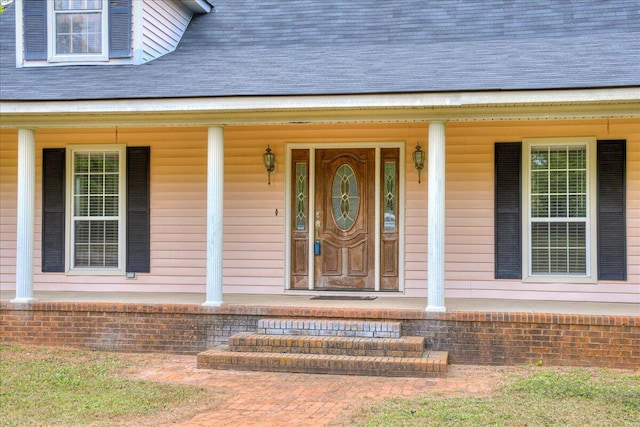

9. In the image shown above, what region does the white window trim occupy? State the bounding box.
[522,137,597,284]
[65,144,126,275]
[47,0,109,63]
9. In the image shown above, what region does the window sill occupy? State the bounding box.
[66,268,125,276]
[523,275,598,285]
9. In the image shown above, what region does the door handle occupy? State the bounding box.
[314,212,321,255]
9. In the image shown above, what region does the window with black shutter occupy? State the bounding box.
[41,145,150,274]
[494,139,627,282]
[24,0,132,63]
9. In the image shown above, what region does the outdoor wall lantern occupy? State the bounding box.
[263,145,276,185]
[412,142,425,183]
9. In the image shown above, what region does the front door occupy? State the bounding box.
[314,149,375,289]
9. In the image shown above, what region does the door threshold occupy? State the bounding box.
[310,295,377,301]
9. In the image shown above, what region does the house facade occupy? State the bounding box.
[1,0,639,311]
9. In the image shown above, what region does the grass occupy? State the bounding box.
[353,367,640,427]
[0,344,221,427]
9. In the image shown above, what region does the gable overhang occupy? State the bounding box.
[180,0,214,14]
[1,87,639,129]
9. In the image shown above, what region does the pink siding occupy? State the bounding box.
[0,119,638,303]
[0,130,18,289]
[445,119,640,303]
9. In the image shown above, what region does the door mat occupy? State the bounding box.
[310,295,377,301]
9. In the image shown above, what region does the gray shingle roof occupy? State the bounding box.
[1,0,639,101]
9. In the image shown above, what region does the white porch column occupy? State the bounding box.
[12,129,36,303]
[203,127,224,306]
[426,121,446,312]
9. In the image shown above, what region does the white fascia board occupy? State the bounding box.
[180,0,213,13]
[1,88,639,128]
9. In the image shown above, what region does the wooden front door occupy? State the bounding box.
[314,149,375,289]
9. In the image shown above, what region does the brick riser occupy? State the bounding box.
[197,346,448,377]
[229,332,425,358]
[256,318,402,339]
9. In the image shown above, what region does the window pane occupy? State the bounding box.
[104,154,119,172]
[89,174,103,193]
[74,244,89,267]
[529,144,588,276]
[89,244,104,266]
[531,195,548,218]
[75,153,89,172]
[295,162,307,231]
[531,170,548,194]
[549,194,567,217]
[75,221,89,243]
[531,248,549,273]
[74,195,88,216]
[331,164,359,231]
[57,14,102,55]
[55,1,102,11]
[550,170,567,194]
[104,196,118,216]
[89,195,103,216]
[90,154,104,172]
[75,175,88,195]
[550,248,568,273]
[531,148,548,169]
[531,222,548,248]
[90,221,104,242]
[569,248,587,274]
[568,147,586,169]
[72,150,120,269]
[549,223,567,248]
[549,147,567,169]
[104,174,118,194]
[384,161,396,231]
[105,245,119,266]
[531,221,586,274]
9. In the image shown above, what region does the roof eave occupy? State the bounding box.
[1,87,639,128]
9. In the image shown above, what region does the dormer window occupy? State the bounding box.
[21,0,131,65]
[50,0,108,62]
[18,0,212,67]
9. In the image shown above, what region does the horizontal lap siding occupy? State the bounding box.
[142,0,190,62]
[1,119,637,303]
[28,128,208,293]
[0,130,18,288]
[446,119,639,303]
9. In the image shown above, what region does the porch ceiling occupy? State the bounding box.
[1,88,639,128]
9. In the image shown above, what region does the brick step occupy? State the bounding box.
[197,346,448,377]
[256,318,402,339]
[229,332,425,357]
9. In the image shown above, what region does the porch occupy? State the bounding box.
[2,291,638,371]
[1,291,638,316]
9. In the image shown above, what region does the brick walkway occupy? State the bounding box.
[129,355,508,427]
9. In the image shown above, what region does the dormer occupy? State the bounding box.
[14,0,213,67]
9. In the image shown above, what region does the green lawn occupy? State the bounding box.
[353,367,640,427]
[0,345,221,427]
[2,344,638,427]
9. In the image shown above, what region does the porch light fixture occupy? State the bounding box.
[413,142,425,183]
[263,145,276,185]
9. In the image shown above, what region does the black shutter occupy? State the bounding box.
[495,142,522,279]
[23,0,47,60]
[42,149,65,272]
[126,147,150,273]
[109,0,132,58]
[597,140,626,280]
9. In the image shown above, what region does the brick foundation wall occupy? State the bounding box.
[1,302,638,369]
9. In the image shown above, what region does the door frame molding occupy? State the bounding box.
[284,142,406,293]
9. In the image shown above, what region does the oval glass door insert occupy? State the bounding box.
[331,164,359,230]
